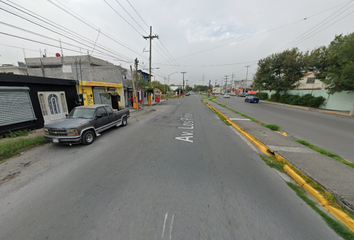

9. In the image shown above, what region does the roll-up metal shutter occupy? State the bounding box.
[0,87,37,127]
[93,87,111,106]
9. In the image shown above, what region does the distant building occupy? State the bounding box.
[296,72,325,90]
[0,62,27,75]
[25,55,125,107]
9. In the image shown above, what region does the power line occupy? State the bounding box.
[0,20,132,62]
[126,0,149,28]
[1,0,138,62]
[288,9,354,48]
[103,0,144,36]
[114,0,148,34]
[279,1,354,50]
[157,2,354,64]
[46,0,146,58]
[0,31,133,63]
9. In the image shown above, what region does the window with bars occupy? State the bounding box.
[48,94,61,115]
[306,77,315,83]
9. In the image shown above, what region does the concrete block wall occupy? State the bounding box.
[26,62,123,84]
[260,90,354,111]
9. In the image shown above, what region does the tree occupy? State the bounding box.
[253,48,304,99]
[193,85,209,92]
[312,33,354,116]
[318,33,354,94]
[186,85,193,92]
[151,81,170,93]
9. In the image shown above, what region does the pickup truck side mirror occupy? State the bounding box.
[96,114,102,119]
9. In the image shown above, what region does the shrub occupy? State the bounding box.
[288,95,301,105]
[269,93,280,102]
[273,93,326,108]
[256,92,269,100]
[307,96,326,108]
[279,93,292,103]
[298,93,314,106]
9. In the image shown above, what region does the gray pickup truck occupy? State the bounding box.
[43,104,130,145]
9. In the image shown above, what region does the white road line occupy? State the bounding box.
[161,212,168,238]
[169,213,174,239]
[230,126,259,153]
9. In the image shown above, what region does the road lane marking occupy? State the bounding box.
[169,213,174,239]
[161,212,168,238]
[175,113,194,143]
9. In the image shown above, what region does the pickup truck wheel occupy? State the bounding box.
[82,130,95,145]
[122,117,128,126]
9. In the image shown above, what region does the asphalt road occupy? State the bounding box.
[0,95,342,239]
[216,95,354,162]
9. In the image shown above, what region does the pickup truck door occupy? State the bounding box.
[95,107,110,131]
[104,106,118,126]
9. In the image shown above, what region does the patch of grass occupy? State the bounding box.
[287,182,354,240]
[262,124,281,131]
[0,136,49,162]
[259,154,284,172]
[295,139,354,168]
[210,99,282,131]
[1,129,33,139]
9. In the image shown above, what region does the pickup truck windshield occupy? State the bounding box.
[67,108,96,119]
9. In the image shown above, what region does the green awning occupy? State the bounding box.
[99,91,120,99]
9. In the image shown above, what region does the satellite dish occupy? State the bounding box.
[55,53,61,57]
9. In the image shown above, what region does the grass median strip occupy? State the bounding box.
[0,136,49,163]
[209,99,282,131]
[203,96,354,233]
[259,154,284,172]
[295,139,354,168]
[287,182,354,240]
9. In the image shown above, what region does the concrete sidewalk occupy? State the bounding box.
[206,100,354,221]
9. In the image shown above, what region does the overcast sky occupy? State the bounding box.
[1,0,354,86]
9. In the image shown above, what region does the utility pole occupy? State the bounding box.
[231,73,234,93]
[143,26,158,105]
[224,75,228,106]
[181,71,187,96]
[245,66,250,91]
[130,65,138,109]
[208,79,211,97]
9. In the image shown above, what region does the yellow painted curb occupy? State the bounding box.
[319,110,350,116]
[203,99,354,233]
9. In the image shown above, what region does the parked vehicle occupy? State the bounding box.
[223,94,230,98]
[245,96,259,103]
[43,104,130,145]
[238,92,247,97]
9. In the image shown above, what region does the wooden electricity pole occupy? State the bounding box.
[143,26,158,105]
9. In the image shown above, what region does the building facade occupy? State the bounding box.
[25,55,125,108]
[0,62,28,75]
[0,73,78,135]
[296,72,326,90]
